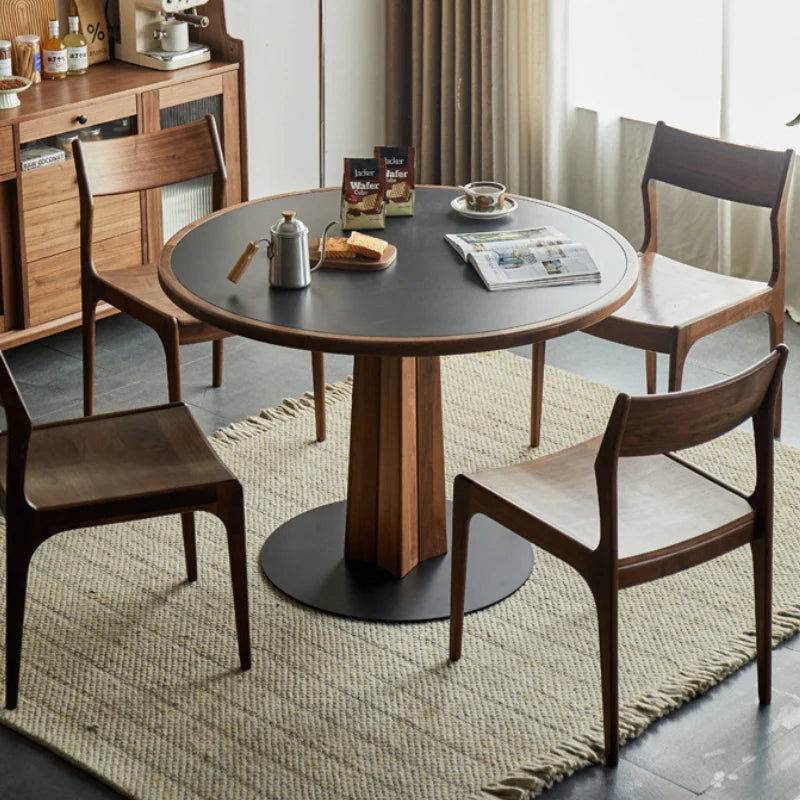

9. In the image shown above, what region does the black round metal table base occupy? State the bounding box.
[259,500,534,623]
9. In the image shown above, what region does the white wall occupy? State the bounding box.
[225,0,386,196]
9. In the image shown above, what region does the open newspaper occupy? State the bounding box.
[445,226,601,290]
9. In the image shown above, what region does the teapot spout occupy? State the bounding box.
[312,220,340,271]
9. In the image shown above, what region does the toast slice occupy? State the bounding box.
[347,231,388,260]
[320,237,356,259]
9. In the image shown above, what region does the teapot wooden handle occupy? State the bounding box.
[227,241,260,283]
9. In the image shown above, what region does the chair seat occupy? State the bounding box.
[467,437,754,562]
[607,252,770,331]
[97,261,227,340]
[0,404,233,516]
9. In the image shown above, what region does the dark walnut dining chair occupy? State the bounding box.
[529,121,793,447]
[0,349,251,710]
[451,344,787,766]
[74,116,328,440]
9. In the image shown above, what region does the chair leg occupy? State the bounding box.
[181,512,198,582]
[593,580,620,767]
[645,351,657,394]
[768,309,784,438]
[530,342,545,448]
[668,334,692,393]
[5,539,34,710]
[82,297,98,416]
[312,351,326,442]
[449,480,472,661]
[157,321,182,402]
[751,535,773,705]
[218,482,251,671]
[212,339,224,389]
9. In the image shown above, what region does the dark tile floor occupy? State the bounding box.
[2,312,800,799]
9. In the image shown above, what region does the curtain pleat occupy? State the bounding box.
[386,0,494,186]
[385,2,413,145]
[493,0,549,197]
[477,0,493,177]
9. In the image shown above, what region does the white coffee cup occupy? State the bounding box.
[463,181,506,213]
[154,20,189,52]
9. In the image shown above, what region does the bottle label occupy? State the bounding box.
[68,46,88,71]
[0,57,11,77]
[43,49,67,73]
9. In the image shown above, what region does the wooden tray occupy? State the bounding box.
[309,238,397,271]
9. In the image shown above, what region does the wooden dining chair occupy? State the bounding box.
[0,349,251,710]
[74,115,328,440]
[451,344,787,766]
[529,121,794,447]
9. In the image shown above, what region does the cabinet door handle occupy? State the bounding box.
[76,114,88,125]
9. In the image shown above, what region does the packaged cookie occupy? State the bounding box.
[341,157,386,230]
[375,145,415,216]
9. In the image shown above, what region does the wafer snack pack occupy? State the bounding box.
[341,157,386,230]
[375,145,415,216]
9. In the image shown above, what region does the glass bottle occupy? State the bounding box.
[42,19,67,80]
[64,16,88,76]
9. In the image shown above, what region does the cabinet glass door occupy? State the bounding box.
[160,96,223,241]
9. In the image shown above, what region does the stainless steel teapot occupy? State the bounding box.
[227,211,337,289]
[266,211,336,289]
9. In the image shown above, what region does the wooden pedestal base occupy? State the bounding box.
[259,354,534,622]
[345,355,448,577]
[260,501,533,622]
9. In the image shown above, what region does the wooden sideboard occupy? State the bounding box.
[0,1,247,347]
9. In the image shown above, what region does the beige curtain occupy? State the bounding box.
[386,0,495,186]
[492,1,551,198]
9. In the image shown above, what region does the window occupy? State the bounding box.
[568,0,800,148]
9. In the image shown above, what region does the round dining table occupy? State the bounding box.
[159,186,638,622]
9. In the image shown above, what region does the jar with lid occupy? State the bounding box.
[108,118,131,139]
[0,41,12,78]
[14,35,41,84]
[78,127,103,142]
[55,132,81,159]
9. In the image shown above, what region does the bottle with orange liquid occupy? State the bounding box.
[42,19,67,80]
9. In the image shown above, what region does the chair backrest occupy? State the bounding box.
[0,350,33,515]
[641,122,794,285]
[73,115,227,199]
[73,114,227,274]
[595,345,788,547]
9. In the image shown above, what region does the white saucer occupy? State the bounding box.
[451,195,518,219]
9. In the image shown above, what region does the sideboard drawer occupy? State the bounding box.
[0,127,13,174]
[21,158,78,210]
[26,230,142,326]
[23,192,141,262]
[19,94,137,143]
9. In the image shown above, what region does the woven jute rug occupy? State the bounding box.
[2,350,800,799]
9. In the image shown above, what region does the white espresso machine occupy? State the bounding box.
[116,0,211,70]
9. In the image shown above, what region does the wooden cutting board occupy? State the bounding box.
[309,238,397,271]
[0,0,58,42]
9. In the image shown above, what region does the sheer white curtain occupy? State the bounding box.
[494,0,800,318]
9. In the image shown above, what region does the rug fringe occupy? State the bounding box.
[481,603,800,798]
[210,378,353,445]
